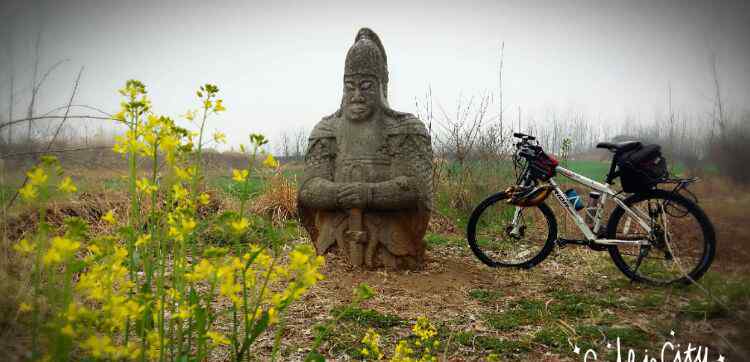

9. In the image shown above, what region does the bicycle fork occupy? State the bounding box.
[509,207,524,238]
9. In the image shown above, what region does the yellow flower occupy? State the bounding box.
[87,244,101,255]
[213,131,226,143]
[135,177,157,195]
[27,167,48,186]
[206,331,230,346]
[136,178,157,195]
[19,302,32,313]
[13,239,35,254]
[102,210,116,224]
[173,166,193,181]
[263,154,279,169]
[232,169,249,182]
[198,193,211,205]
[58,176,77,193]
[61,324,75,337]
[19,183,37,201]
[112,136,127,154]
[182,218,197,233]
[175,305,191,320]
[82,334,113,358]
[172,184,189,201]
[268,307,279,325]
[43,236,81,265]
[183,109,196,121]
[391,340,414,362]
[42,250,62,265]
[187,259,215,282]
[362,328,384,360]
[113,110,126,122]
[213,99,226,112]
[161,134,178,155]
[203,99,212,109]
[230,217,249,234]
[135,234,151,247]
[413,316,437,341]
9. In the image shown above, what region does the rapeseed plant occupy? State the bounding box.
[388,316,440,362]
[361,328,384,360]
[13,80,325,361]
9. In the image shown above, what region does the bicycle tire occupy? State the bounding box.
[466,191,558,268]
[606,189,716,285]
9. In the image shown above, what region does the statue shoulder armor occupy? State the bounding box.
[309,113,341,140]
[384,111,429,138]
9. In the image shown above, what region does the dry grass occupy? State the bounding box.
[249,172,298,226]
[428,211,458,234]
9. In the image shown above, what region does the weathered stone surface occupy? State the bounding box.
[298,28,433,269]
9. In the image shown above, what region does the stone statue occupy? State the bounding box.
[298,28,433,269]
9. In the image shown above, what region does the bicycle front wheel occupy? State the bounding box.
[606,189,716,285]
[467,192,557,268]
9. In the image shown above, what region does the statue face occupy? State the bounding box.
[343,74,381,122]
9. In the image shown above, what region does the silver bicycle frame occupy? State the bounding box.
[517,166,652,246]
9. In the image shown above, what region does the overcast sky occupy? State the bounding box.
[1,0,749,150]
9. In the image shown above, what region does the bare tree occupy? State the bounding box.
[5,67,84,209]
[293,126,308,161]
[434,93,491,165]
[710,53,726,145]
[277,130,291,160]
[3,25,14,146]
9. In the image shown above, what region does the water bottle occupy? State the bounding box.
[564,188,584,211]
[585,192,601,226]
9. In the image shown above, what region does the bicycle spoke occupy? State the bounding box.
[609,191,712,285]
[468,194,555,267]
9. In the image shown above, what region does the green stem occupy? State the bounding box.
[30,205,47,360]
[125,110,142,346]
[140,141,159,362]
[270,310,288,362]
[236,255,277,361]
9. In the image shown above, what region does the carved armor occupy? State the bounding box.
[298,28,433,269]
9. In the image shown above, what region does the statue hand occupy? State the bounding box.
[337,182,371,209]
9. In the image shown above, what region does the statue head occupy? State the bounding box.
[341,28,389,122]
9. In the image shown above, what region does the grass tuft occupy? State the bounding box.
[331,306,404,329]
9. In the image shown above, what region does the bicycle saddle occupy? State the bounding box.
[596,141,641,153]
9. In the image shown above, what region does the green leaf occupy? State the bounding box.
[247,310,270,346]
[243,247,265,270]
[69,259,86,274]
[216,211,239,223]
[353,283,375,303]
[304,351,326,362]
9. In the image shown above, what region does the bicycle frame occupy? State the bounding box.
[511,165,652,246]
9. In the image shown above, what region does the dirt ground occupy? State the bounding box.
[2,168,748,361]
[246,234,750,361]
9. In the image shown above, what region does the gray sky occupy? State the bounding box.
[1,0,749,149]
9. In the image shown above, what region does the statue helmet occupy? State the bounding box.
[344,28,389,105]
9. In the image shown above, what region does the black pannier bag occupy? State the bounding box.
[617,144,668,193]
[529,151,559,181]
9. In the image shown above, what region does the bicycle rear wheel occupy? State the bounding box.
[467,192,557,268]
[606,189,716,285]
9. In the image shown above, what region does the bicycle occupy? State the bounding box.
[466,132,716,285]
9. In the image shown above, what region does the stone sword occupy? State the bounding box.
[346,165,367,267]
